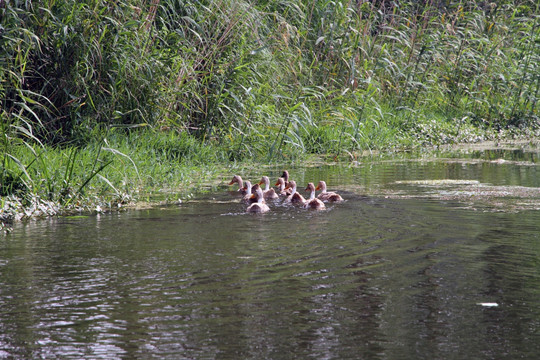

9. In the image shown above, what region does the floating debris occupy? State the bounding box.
[477,302,499,307]
[376,177,540,212]
[394,179,481,186]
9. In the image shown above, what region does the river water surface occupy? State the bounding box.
[1,146,540,359]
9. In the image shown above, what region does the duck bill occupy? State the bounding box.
[315,185,321,191]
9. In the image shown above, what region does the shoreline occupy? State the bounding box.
[2,138,538,233]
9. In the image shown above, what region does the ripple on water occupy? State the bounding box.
[2,154,540,359]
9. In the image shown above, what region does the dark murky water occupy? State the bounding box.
[1,146,540,359]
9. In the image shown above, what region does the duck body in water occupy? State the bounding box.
[284,180,306,206]
[275,177,292,196]
[304,183,325,210]
[246,184,270,213]
[259,176,279,200]
[241,181,257,204]
[316,180,343,202]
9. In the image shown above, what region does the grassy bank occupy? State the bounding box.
[1,122,536,229]
[1,129,224,226]
[1,0,539,226]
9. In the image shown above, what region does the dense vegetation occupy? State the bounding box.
[1,0,539,224]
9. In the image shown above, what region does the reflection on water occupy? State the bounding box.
[1,148,540,359]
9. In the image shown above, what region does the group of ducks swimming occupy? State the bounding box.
[228,170,344,213]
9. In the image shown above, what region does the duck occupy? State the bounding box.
[246,184,270,213]
[275,177,291,196]
[304,183,326,210]
[241,181,256,204]
[258,176,279,200]
[316,180,343,202]
[284,180,306,206]
[281,170,292,188]
[228,175,247,195]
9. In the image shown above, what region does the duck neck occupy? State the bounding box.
[309,189,316,200]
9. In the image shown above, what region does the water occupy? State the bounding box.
[1,146,540,359]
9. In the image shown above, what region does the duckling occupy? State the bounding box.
[284,180,306,206]
[275,177,292,196]
[246,184,270,213]
[228,175,247,195]
[316,180,343,202]
[241,181,257,204]
[304,182,326,210]
[281,170,291,188]
[258,176,279,200]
